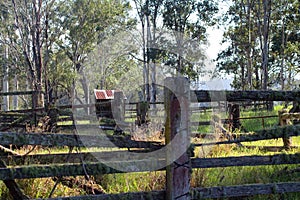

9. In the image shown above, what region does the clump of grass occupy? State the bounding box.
[191,164,300,200]
[0,178,87,199]
[95,172,165,194]
[131,122,164,142]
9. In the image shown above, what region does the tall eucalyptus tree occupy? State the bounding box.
[216,0,299,90]
[270,0,300,90]
[9,0,49,107]
[162,0,219,79]
[55,0,134,105]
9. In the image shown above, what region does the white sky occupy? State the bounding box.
[206,27,224,60]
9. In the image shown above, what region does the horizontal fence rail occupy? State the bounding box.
[39,182,300,200]
[0,153,300,180]
[193,90,300,102]
[0,132,163,149]
[194,125,300,146]
[1,124,299,148]
[0,91,37,96]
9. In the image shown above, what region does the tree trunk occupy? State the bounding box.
[146,14,151,102]
[3,45,9,111]
[241,61,245,90]
[280,17,286,90]
[142,18,148,101]
[0,155,29,200]
[262,0,271,90]
[13,73,18,110]
[246,0,252,89]
[255,64,260,89]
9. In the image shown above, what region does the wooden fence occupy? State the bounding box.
[0,83,300,199]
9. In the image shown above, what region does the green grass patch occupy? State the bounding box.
[95,172,165,194]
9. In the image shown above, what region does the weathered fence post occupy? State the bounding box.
[136,101,149,126]
[164,77,191,200]
[112,91,125,122]
[278,109,292,149]
[112,91,125,133]
[228,103,241,132]
[31,91,38,126]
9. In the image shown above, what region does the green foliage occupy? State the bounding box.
[84,31,140,90]
[161,0,219,80]
[215,0,300,90]
[56,0,134,71]
[0,0,135,106]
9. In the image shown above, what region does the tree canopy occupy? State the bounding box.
[215,0,300,90]
[0,0,299,110]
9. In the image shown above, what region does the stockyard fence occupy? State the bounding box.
[0,78,299,199]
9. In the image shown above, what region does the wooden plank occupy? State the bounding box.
[0,91,36,96]
[43,181,300,200]
[193,90,300,102]
[242,145,300,152]
[0,112,30,116]
[191,121,211,126]
[191,115,278,127]
[235,115,278,120]
[3,152,300,169]
[0,162,121,180]
[0,132,163,149]
[1,125,298,149]
[0,160,166,180]
[1,124,299,149]
[191,182,300,199]
[191,153,300,168]
[194,124,300,146]
[44,190,165,200]
[1,150,166,166]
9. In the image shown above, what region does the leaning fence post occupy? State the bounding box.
[136,101,149,126]
[278,109,292,149]
[228,103,240,132]
[112,91,125,123]
[164,77,191,200]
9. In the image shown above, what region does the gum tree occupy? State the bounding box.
[56,0,134,105]
[162,0,219,79]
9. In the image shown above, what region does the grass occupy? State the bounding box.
[95,172,165,194]
[0,178,87,200]
[188,104,300,199]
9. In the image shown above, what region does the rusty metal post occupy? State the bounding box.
[164,77,191,200]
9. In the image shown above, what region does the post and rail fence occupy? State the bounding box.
[0,81,299,199]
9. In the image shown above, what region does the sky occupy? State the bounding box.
[206,28,224,61]
[203,1,232,81]
[201,26,232,82]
